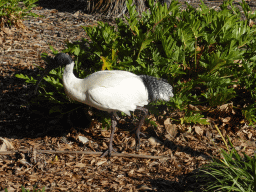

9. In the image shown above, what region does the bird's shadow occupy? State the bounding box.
[127,167,208,191]
[0,64,91,140]
[146,125,212,161]
[0,67,43,138]
[148,169,207,192]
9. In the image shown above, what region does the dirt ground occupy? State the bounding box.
[0,0,256,191]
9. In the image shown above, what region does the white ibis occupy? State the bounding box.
[34,53,174,157]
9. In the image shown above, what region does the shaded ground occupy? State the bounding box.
[1,0,256,191]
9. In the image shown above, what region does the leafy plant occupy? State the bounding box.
[0,0,38,28]
[200,149,256,191]
[16,0,256,125]
[4,186,45,192]
[180,111,209,125]
[197,126,256,191]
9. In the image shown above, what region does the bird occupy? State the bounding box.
[34,53,174,157]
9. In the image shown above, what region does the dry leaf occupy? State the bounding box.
[164,118,171,126]
[0,137,14,151]
[194,126,203,136]
[221,117,231,123]
[137,185,152,191]
[249,19,254,27]
[74,163,85,168]
[166,124,178,138]
[0,143,8,152]
[218,103,235,115]
[3,28,12,35]
[74,11,80,17]
[205,130,212,138]
[130,138,136,148]
[78,136,89,144]
[237,131,246,140]
[90,159,96,165]
[128,169,134,176]
[101,131,110,138]
[96,159,107,166]
[148,137,162,146]
[137,167,145,173]
[102,142,108,148]
[18,159,32,167]
[188,104,200,111]
[247,132,252,140]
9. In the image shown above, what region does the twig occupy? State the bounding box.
[7,49,32,52]
[0,149,170,159]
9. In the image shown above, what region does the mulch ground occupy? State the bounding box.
[1,0,256,191]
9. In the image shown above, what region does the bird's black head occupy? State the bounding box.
[34,53,73,95]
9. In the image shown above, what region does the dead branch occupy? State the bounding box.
[0,149,170,159]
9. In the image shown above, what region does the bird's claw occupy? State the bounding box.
[130,129,147,138]
[100,148,117,158]
[137,132,147,138]
[131,129,147,151]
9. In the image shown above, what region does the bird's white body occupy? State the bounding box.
[63,62,149,115]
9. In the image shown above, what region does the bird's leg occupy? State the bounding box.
[101,113,118,157]
[134,106,148,151]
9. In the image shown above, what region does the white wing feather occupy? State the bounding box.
[84,71,148,115]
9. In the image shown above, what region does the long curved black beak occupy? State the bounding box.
[34,65,56,95]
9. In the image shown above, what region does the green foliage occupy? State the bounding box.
[16,73,37,84]
[21,186,45,192]
[16,0,256,125]
[242,104,256,126]
[0,0,38,28]
[199,138,256,191]
[101,117,111,129]
[180,111,209,125]
[5,186,45,192]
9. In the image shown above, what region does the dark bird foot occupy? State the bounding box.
[100,147,117,157]
[131,107,149,151]
[100,113,118,158]
[130,128,147,138]
[130,128,147,151]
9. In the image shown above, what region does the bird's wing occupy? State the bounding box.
[86,75,148,115]
[85,70,136,89]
